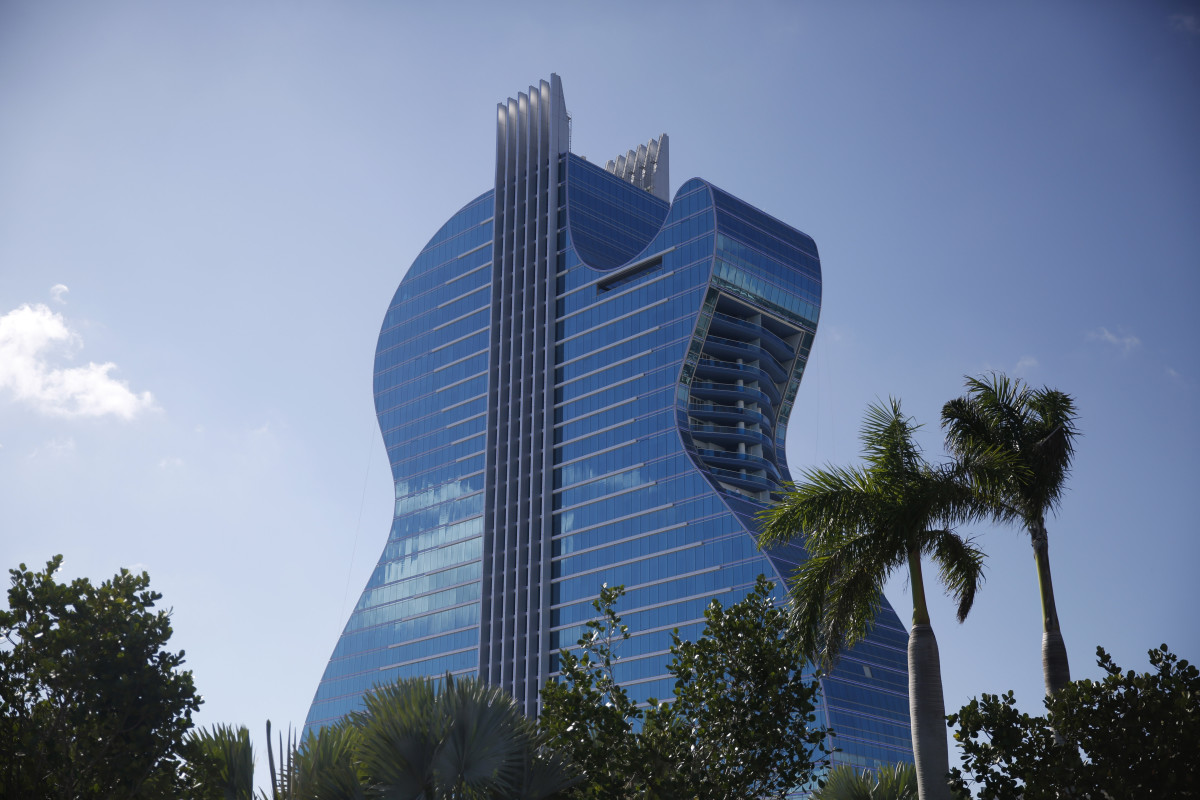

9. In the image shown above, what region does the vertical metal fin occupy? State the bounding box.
[604,133,670,201]
[483,74,567,716]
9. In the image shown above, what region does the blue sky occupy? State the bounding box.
[2,0,1197,780]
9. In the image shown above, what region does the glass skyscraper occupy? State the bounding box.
[305,75,913,772]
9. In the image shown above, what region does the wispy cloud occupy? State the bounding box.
[1166,367,1181,380]
[1169,14,1200,35]
[50,284,70,304]
[28,436,77,460]
[1014,356,1038,374]
[0,303,157,419]
[1087,327,1140,354]
[158,456,185,470]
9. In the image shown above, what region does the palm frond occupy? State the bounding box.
[860,399,923,477]
[434,675,523,797]
[357,677,441,798]
[1025,388,1079,515]
[790,526,904,668]
[187,724,256,800]
[759,464,885,548]
[293,722,365,800]
[923,529,986,623]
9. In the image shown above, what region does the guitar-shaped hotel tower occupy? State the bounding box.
[306,75,914,773]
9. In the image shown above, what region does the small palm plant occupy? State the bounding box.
[761,400,996,800]
[184,723,256,800]
[290,674,576,800]
[814,762,918,800]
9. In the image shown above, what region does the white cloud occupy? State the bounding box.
[158,456,185,470]
[1170,14,1200,35]
[28,436,77,460]
[1086,327,1140,354]
[1166,367,1181,380]
[50,284,69,303]
[0,303,157,419]
[1014,356,1038,373]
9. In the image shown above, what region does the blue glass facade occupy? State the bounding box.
[305,75,913,773]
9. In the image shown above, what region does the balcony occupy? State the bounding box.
[708,312,794,363]
[689,380,775,411]
[703,465,778,492]
[688,401,775,433]
[694,448,780,480]
[688,421,776,456]
[694,358,782,404]
[701,335,789,382]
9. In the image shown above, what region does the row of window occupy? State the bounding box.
[375,324,488,383]
[554,476,724,543]
[377,373,487,428]
[554,344,682,405]
[381,394,485,450]
[554,516,747,580]
[381,247,491,338]
[554,387,672,444]
[344,581,481,634]
[551,533,768,608]
[392,449,484,498]
[710,186,820,271]
[320,626,479,685]
[553,549,770,631]
[313,647,478,705]
[327,599,480,665]
[553,291,695,364]
[373,537,482,589]
[355,561,482,614]
[395,472,484,516]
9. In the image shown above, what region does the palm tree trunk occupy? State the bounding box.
[907,549,950,800]
[1031,518,1070,695]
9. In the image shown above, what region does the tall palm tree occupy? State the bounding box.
[760,400,989,800]
[941,373,1079,696]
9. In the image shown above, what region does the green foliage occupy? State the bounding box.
[539,576,828,799]
[0,555,201,799]
[948,644,1200,799]
[286,718,364,800]
[537,584,643,798]
[183,724,256,800]
[290,674,575,800]
[812,763,917,800]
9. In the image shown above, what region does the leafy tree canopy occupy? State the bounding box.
[0,555,201,799]
[948,644,1200,799]
[539,575,829,800]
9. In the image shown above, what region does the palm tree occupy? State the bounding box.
[813,763,917,800]
[941,373,1078,696]
[760,400,989,800]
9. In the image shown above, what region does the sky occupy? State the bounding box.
[2,0,1198,783]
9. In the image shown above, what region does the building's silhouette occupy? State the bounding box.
[306,75,913,771]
